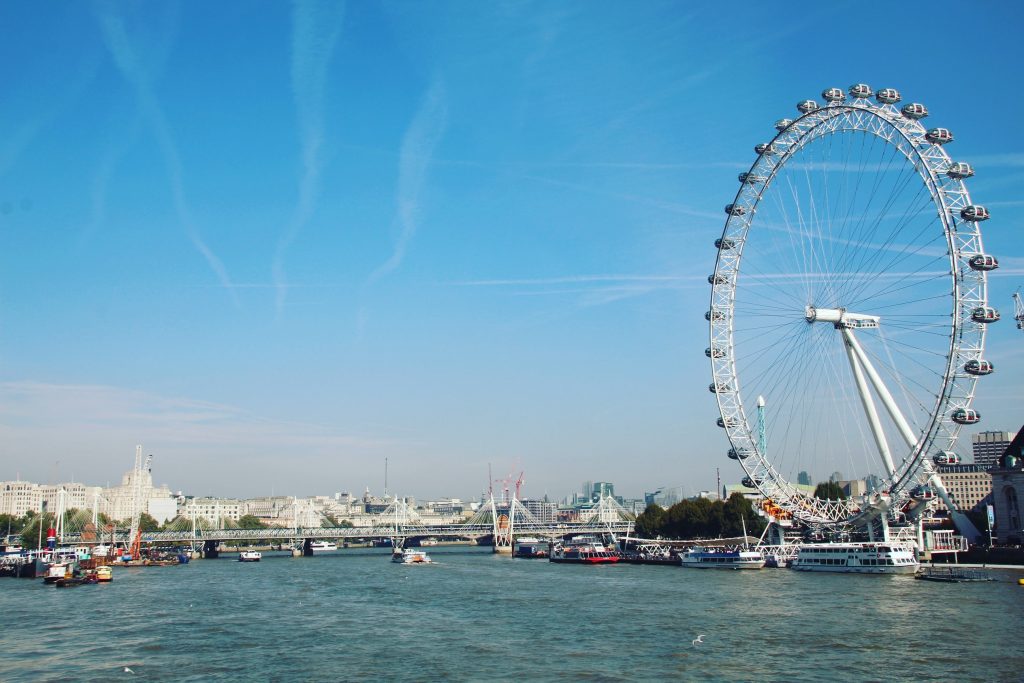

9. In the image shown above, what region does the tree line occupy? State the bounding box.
[634,493,767,540]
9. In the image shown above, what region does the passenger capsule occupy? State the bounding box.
[901,103,928,120]
[951,408,981,425]
[968,254,998,271]
[925,128,954,145]
[705,310,725,322]
[716,416,738,429]
[755,143,776,155]
[822,87,846,103]
[715,237,735,250]
[725,203,746,216]
[741,476,757,489]
[849,83,872,99]
[960,205,989,222]
[946,162,974,179]
[705,347,726,359]
[708,273,729,285]
[875,88,901,104]
[934,451,961,465]
[775,118,793,132]
[910,484,934,499]
[727,447,751,460]
[964,359,994,376]
[971,306,1000,323]
[738,172,765,184]
[709,382,730,394]
[797,99,819,114]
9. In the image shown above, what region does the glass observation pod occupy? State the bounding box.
[971,306,1000,323]
[725,204,746,216]
[968,254,999,271]
[706,310,726,322]
[910,484,935,499]
[717,417,738,428]
[822,87,846,103]
[715,237,736,249]
[849,83,873,98]
[951,408,981,425]
[774,118,793,132]
[797,99,819,114]
[926,128,954,144]
[754,142,776,155]
[708,273,729,285]
[728,448,752,460]
[947,162,974,179]
[964,359,994,376]
[901,103,928,120]
[934,451,961,465]
[875,88,901,104]
[960,205,990,221]
[709,382,731,394]
[706,347,726,359]
[741,476,757,489]
[738,172,766,184]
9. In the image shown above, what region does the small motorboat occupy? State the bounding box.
[392,549,432,564]
[238,551,262,562]
[95,566,113,582]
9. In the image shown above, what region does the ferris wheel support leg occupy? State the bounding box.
[842,328,918,449]
[842,332,897,477]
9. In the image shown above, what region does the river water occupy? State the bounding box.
[1,547,1020,681]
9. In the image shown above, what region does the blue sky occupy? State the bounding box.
[1,0,1021,500]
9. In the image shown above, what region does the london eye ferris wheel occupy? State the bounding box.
[707,84,1000,534]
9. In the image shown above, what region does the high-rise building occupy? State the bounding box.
[797,471,811,486]
[973,430,1018,470]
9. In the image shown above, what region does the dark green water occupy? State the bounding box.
[1,547,1021,681]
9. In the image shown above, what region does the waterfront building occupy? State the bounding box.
[932,464,992,516]
[973,430,1018,470]
[0,480,43,517]
[180,497,244,526]
[101,464,176,523]
[991,427,1024,544]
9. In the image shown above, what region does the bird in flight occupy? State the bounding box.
[692,635,706,646]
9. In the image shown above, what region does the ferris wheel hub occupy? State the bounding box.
[804,306,880,329]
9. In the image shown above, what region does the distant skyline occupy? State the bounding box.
[1,1,1022,500]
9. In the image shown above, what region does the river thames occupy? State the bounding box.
[1,547,1021,681]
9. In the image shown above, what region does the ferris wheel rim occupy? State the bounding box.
[708,90,991,528]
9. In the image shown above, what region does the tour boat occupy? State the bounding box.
[43,563,71,584]
[679,547,765,569]
[238,551,262,562]
[392,548,432,564]
[791,543,918,574]
[309,541,338,554]
[549,539,620,564]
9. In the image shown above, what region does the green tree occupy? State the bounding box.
[237,514,267,530]
[20,513,55,549]
[0,513,25,537]
[138,512,161,532]
[814,481,846,501]
[634,504,666,537]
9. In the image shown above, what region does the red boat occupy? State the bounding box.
[549,539,620,564]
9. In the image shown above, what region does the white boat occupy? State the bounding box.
[419,538,439,546]
[392,548,432,564]
[238,551,262,562]
[791,543,918,574]
[679,547,765,569]
[309,541,338,554]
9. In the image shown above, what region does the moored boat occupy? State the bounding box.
[915,566,994,583]
[791,542,918,574]
[392,548,432,564]
[238,551,262,562]
[513,543,548,559]
[549,538,620,564]
[96,566,113,582]
[679,547,765,570]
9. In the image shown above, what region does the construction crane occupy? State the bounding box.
[514,472,524,501]
[1014,289,1024,331]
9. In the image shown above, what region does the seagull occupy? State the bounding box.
[124,667,135,674]
[692,635,706,646]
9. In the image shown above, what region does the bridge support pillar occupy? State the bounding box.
[303,538,313,556]
[202,540,219,559]
[292,547,302,557]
